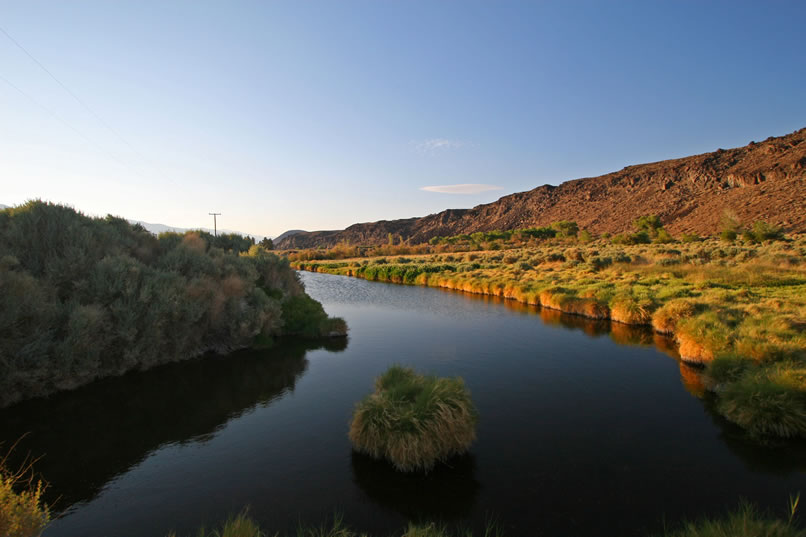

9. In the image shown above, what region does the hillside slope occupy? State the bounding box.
[278,128,806,249]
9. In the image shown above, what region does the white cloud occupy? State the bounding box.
[420,183,503,194]
[412,138,470,153]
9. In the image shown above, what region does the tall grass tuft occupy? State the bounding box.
[0,444,50,537]
[349,366,478,472]
[716,364,806,438]
[659,500,805,537]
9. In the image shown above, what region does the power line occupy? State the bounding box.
[0,72,147,178]
[0,25,156,173]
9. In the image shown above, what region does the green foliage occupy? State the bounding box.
[681,232,704,243]
[653,228,676,244]
[551,220,579,238]
[281,295,346,338]
[0,201,343,406]
[634,214,663,233]
[721,229,738,242]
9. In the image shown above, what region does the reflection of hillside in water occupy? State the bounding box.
[351,451,480,521]
[0,337,347,509]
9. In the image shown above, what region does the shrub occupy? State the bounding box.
[680,233,703,243]
[0,450,49,537]
[349,366,477,472]
[0,201,344,406]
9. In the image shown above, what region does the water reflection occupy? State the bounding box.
[699,397,806,475]
[0,337,347,510]
[351,452,480,521]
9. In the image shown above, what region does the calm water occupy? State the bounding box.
[3,271,806,537]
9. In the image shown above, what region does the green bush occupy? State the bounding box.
[0,201,344,407]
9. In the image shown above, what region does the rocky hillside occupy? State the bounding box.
[278,128,806,249]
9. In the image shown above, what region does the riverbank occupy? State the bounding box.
[291,239,806,437]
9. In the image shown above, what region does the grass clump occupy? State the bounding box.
[659,499,804,537]
[170,513,502,537]
[349,366,478,472]
[716,364,806,438]
[0,447,50,537]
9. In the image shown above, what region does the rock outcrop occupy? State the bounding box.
[277,128,806,249]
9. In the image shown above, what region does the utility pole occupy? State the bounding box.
[209,212,221,237]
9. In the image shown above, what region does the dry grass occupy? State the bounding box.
[293,238,806,438]
[348,366,478,472]
[0,444,50,537]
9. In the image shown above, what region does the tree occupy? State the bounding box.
[260,237,274,250]
[551,220,579,238]
[633,214,663,235]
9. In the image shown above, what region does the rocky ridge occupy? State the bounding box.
[277,128,806,249]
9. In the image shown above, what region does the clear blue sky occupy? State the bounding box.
[2,1,804,237]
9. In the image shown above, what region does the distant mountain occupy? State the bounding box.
[274,229,307,243]
[130,220,266,242]
[277,127,806,249]
[0,205,266,241]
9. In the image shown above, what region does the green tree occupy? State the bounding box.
[551,220,579,238]
[633,214,663,235]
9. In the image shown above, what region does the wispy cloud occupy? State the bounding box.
[412,138,471,153]
[420,183,503,195]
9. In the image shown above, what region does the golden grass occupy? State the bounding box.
[0,445,50,537]
[293,238,806,438]
[348,366,477,472]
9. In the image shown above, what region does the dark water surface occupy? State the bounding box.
[3,271,806,537]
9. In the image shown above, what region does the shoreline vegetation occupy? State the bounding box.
[349,366,478,472]
[0,201,346,408]
[164,501,805,537]
[287,217,806,439]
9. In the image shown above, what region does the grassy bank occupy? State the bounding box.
[0,201,346,407]
[291,238,806,438]
[166,503,805,537]
[349,366,478,472]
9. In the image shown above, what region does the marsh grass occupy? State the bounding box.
[0,442,50,537]
[169,513,503,537]
[349,366,478,472]
[292,237,806,439]
[660,500,805,537]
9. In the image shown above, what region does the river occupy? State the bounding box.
[2,271,805,536]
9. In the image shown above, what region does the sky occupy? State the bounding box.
[1,1,804,238]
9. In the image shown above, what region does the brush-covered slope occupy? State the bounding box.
[278,128,806,249]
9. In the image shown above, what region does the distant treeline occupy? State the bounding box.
[285,215,785,261]
[0,201,343,407]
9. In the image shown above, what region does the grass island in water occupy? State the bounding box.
[349,366,478,472]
